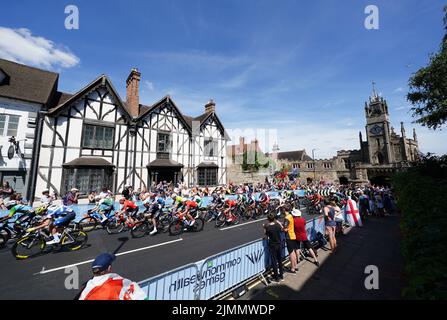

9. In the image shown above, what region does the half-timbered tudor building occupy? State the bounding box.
[34,68,228,199]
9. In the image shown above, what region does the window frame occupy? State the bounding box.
[0,114,20,137]
[197,167,218,186]
[81,123,115,150]
[204,138,218,157]
[157,132,172,154]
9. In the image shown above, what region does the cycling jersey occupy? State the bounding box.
[226,200,237,208]
[185,200,198,209]
[6,204,33,219]
[122,200,137,212]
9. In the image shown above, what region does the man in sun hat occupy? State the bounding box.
[78,253,147,300]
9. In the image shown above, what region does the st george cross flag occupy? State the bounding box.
[345,198,363,227]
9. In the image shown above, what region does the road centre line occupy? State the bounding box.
[219,219,266,231]
[34,238,183,275]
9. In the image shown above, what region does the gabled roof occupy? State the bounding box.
[47,74,133,121]
[136,95,193,133]
[0,58,59,105]
[277,150,313,162]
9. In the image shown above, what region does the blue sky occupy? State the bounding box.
[1,0,446,158]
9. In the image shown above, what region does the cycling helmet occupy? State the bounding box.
[194,196,202,205]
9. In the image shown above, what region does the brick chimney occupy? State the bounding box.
[126,68,141,117]
[239,136,245,154]
[205,99,216,113]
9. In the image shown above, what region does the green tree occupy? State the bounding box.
[407,6,447,129]
[241,151,270,172]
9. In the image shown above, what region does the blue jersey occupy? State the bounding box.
[46,205,73,219]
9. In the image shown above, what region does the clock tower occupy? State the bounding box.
[364,82,393,165]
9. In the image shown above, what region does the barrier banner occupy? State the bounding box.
[197,239,266,300]
[138,263,200,300]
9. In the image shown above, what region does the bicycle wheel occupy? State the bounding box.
[232,213,240,225]
[11,234,45,259]
[61,230,88,251]
[158,218,170,233]
[215,213,226,228]
[105,218,125,234]
[78,217,98,233]
[191,218,204,232]
[168,220,183,236]
[0,233,7,248]
[131,221,149,238]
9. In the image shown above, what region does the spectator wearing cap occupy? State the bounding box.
[78,253,147,300]
[63,188,79,206]
[282,204,299,274]
[292,209,319,266]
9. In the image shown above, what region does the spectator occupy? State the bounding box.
[122,185,131,200]
[282,205,298,274]
[41,190,55,205]
[263,213,284,282]
[78,253,147,300]
[292,209,319,266]
[0,181,14,201]
[88,191,96,204]
[323,199,338,253]
[64,188,79,206]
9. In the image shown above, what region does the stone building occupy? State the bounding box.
[270,87,420,186]
[227,137,270,184]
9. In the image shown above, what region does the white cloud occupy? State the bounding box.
[393,87,404,93]
[144,80,154,91]
[0,27,79,68]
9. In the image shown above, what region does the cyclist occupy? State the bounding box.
[146,193,166,235]
[0,197,36,233]
[258,191,270,213]
[223,198,237,223]
[27,204,76,245]
[118,197,139,225]
[180,198,199,226]
[88,195,114,223]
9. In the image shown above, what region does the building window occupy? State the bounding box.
[198,168,218,186]
[307,163,314,169]
[323,163,332,169]
[157,132,171,153]
[344,159,352,169]
[204,138,218,157]
[62,168,113,195]
[0,114,20,137]
[81,124,114,149]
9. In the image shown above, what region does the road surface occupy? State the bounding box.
[0,211,311,299]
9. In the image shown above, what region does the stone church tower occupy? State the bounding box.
[364,83,394,165]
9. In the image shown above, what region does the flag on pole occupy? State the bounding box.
[345,198,362,227]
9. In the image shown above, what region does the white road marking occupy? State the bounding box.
[219,219,265,231]
[35,238,183,275]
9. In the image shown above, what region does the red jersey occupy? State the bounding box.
[185,200,198,208]
[123,200,137,211]
[293,217,308,241]
[226,200,236,207]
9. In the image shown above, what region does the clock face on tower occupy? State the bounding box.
[369,124,383,135]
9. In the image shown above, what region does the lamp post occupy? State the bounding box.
[312,148,317,183]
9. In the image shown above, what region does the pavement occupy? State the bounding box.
[239,214,403,300]
[0,210,313,299]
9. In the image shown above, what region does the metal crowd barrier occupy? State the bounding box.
[137,214,326,300]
